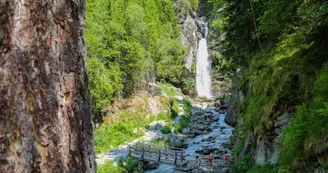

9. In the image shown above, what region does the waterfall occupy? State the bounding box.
[196,22,212,98]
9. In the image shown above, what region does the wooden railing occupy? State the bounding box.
[128,144,185,165]
[128,144,233,170]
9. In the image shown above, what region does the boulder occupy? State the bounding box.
[144,162,158,170]
[182,128,190,134]
[168,134,184,148]
[195,146,220,155]
[147,83,162,96]
[221,168,231,173]
[225,106,237,127]
[212,114,220,121]
[192,110,204,117]
[148,121,166,131]
[191,129,202,136]
[220,100,232,109]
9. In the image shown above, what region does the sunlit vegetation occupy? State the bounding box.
[208,0,328,171]
[86,0,192,122]
[94,111,154,154]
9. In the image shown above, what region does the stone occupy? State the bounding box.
[192,110,204,117]
[168,134,184,148]
[182,128,191,134]
[144,162,158,170]
[148,121,166,131]
[221,168,231,173]
[173,115,183,124]
[147,83,162,96]
[212,114,220,121]
[220,100,232,109]
[191,129,202,136]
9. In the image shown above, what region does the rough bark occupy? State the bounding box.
[0,0,96,172]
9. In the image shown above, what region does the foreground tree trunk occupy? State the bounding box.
[0,0,96,172]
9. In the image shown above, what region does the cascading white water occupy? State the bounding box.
[196,22,212,98]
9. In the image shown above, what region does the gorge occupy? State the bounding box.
[1,0,327,173]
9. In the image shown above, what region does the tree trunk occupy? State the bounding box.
[0,0,96,172]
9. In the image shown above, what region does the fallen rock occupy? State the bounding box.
[212,114,220,121]
[182,128,190,134]
[192,110,204,117]
[148,121,166,130]
[168,134,184,148]
[144,162,158,170]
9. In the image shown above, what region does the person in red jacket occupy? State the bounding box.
[208,154,213,171]
[225,155,230,166]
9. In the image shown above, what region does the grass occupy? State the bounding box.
[158,82,180,97]
[150,137,169,148]
[95,111,152,154]
[174,117,190,134]
[160,125,172,134]
[279,64,328,171]
[97,161,123,173]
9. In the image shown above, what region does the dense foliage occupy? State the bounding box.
[86,0,195,121]
[207,0,328,172]
[94,111,154,154]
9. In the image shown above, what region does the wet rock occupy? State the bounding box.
[182,128,191,134]
[221,168,231,173]
[220,100,232,109]
[196,146,220,155]
[221,142,230,148]
[192,110,204,117]
[144,162,158,170]
[191,129,202,136]
[212,114,220,121]
[225,106,238,127]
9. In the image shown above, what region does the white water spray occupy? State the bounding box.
[196,22,212,98]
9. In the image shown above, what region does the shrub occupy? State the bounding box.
[232,154,254,173]
[124,157,141,172]
[247,163,278,173]
[94,111,150,154]
[160,126,172,134]
[97,161,123,173]
[183,97,192,118]
[174,118,190,134]
[170,99,180,119]
[157,112,169,121]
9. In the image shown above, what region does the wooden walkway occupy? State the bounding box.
[128,144,232,172]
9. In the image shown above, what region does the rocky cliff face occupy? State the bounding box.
[175,2,198,73]
[0,1,95,172]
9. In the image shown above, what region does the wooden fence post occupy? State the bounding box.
[156,150,161,164]
[173,152,177,165]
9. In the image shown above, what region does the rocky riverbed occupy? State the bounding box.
[146,102,234,173]
[96,96,234,173]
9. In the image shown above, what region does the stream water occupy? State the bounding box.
[146,107,234,172]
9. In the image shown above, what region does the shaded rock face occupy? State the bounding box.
[254,112,291,165]
[225,105,237,127]
[181,15,197,72]
[0,1,95,173]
